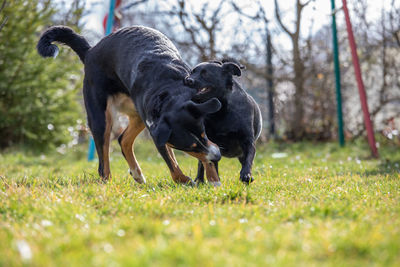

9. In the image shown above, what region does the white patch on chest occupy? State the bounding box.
[145,119,153,128]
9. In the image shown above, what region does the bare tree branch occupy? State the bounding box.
[173,0,227,60]
[175,0,205,55]
[122,0,148,10]
[300,0,313,9]
[274,0,294,37]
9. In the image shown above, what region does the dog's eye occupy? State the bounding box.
[198,87,211,94]
[201,69,207,75]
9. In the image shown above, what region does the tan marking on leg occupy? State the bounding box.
[109,93,147,183]
[187,152,220,185]
[166,145,179,168]
[166,145,192,184]
[120,116,146,183]
[203,161,221,186]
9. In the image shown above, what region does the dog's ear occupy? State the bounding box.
[186,98,222,117]
[222,62,241,76]
[221,62,240,90]
[221,58,246,70]
[209,60,222,65]
[150,117,172,147]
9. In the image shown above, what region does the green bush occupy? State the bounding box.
[0,0,84,150]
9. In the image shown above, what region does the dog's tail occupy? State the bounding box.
[37,26,91,63]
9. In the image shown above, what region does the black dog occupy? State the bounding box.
[37,26,222,185]
[184,60,262,183]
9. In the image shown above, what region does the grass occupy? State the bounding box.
[1,137,400,266]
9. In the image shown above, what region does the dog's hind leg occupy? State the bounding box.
[84,79,113,182]
[87,105,112,181]
[118,115,146,184]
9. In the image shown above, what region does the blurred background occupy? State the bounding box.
[1,0,400,152]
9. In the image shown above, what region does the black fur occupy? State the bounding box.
[37,25,221,183]
[185,60,262,183]
[37,26,90,62]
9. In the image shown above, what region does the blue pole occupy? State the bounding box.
[87,137,96,161]
[88,0,117,161]
[105,0,116,35]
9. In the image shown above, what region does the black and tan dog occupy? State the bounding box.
[184,60,262,183]
[37,25,222,185]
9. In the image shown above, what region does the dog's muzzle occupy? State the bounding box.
[207,143,221,162]
[189,133,221,162]
[184,76,195,86]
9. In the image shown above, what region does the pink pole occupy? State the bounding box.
[342,0,379,158]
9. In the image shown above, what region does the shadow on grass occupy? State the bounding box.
[360,159,400,177]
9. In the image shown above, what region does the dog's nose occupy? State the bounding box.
[184,76,195,86]
[206,143,221,162]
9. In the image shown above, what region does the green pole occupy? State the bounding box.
[330,0,345,146]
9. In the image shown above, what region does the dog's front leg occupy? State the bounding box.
[239,141,256,184]
[195,160,205,184]
[195,159,219,185]
[156,145,194,185]
[188,153,221,187]
[202,160,221,187]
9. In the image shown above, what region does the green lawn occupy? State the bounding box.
[1,138,399,266]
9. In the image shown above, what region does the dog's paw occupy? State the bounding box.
[184,177,196,187]
[240,173,254,184]
[194,177,206,185]
[129,168,146,184]
[209,181,222,187]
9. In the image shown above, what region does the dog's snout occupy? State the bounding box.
[185,76,195,86]
[207,143,221,162]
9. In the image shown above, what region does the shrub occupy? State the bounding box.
[0,0,84,150]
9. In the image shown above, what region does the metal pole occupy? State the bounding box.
[266,26,275,137]
[330,0,345,146]
[88,0,117,161]
[87,137,96,161]
[341,0,378,158]
[105,0,117,35]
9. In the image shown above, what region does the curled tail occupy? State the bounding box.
[37,26,91,63]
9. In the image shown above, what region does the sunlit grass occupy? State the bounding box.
[1,138,400,266]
